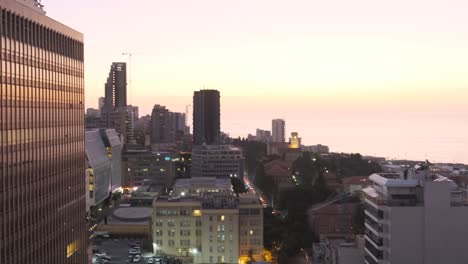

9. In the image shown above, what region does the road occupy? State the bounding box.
[243,175,269,208]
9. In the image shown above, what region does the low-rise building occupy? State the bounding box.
[362,165,468,264]
[85,130,112,208]
[192,145,244,178]
[122,149,175,191]
[264,159,294,190]
[171,177,233,197]
[301,144,330,154]
[308,202,359,238]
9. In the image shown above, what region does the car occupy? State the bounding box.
[95,253,108,257]
[133,255,141,263]
[147,258,155,264]
[129,248,141,254]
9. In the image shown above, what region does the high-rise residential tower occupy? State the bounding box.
[103,62,127,113]
[0,0,88,263]
[151,104,175,144]
[193,89,220,145]
[272,119,285,143]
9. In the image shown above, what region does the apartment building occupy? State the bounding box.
[362,165,468,264]
[191,145,244,178]
[152,179,263,264]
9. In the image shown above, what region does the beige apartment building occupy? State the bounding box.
[152,179,263,264]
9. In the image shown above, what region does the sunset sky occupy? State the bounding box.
[44,0,468,163]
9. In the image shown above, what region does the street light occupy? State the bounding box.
[191,248,199,263]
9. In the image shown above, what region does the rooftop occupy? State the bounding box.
[192,144,242,152]
[172,177,232,190]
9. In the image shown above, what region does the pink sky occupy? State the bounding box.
[44,0,468,163]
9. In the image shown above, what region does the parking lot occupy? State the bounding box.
[93,237,151,264]
[93,238,186,264]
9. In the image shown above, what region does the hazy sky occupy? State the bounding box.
[44,0,468,163]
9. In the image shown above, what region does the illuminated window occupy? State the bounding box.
[193,210,202,217]
[66,240,80,258]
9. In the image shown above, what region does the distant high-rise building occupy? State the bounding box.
[86,108,100,118]
[100,63,136,145]
[174,112,186,133]
[0,1,88,263]
[193,90,220,145]
[129,105,139,119]
[255,129,273,143]
[103,62,127,113]
[363,167,468,264]
[272,119,286,143]
[151,105,175,144]
[98,96,105,112]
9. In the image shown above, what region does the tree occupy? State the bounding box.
[253,163,277,200]
[231,139,267,174]
[231,177,247,195]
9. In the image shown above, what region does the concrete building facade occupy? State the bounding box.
[191,145,244,178]
[362,166,468,264]
[151,104,175,144]
[85,130,112,207]
[152,179,263,264]
[272,119,285,143]
[122,149,175,190]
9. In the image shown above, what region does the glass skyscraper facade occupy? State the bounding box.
[0,0,87,263]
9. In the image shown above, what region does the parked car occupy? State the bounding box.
[133,255,141,263]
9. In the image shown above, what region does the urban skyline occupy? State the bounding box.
[2,1,468,264]
[44,0,468,164]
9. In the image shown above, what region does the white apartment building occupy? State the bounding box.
[152,180,263,264]
[362,166,468,264]
[272,119,285,143]
[171,177,233,197]
[191,145,244,178]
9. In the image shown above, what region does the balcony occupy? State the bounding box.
[365,216,383,233]
[365,254,380,264]
[365,204,384,220]
[365,240,383,260]
[365,230,383,247]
